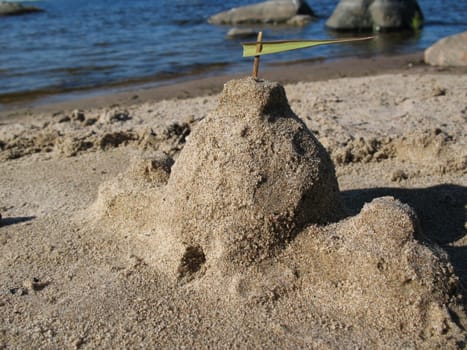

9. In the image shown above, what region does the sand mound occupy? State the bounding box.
[90,151,173,236]
[157,78,343,274]
[211,196,465,347]
[90,78,466,347]
[95,77,343,280]
[284,196,465,347]
[0,108,191,160]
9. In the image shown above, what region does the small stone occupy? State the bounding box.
[391,169,408,182]
[99,132,137,150]
[433,87,447,97]
[58,116,71,123]
[23,277,49,292]
[73,336,86,349]
[138,128,160,151]
[71,109,85,122]
[226,28,257,39]
[84,117,97,126]
[100,110,131,123]
[9,287,28,296]
[286,14,313,26]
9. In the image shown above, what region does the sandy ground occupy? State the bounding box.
[0,57,466,349]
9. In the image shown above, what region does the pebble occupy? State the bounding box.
[391,169,408,182]
[9,287,28,296]
[433,87,447,97]
[22,277,50,292]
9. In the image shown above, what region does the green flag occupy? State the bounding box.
[243,36,375,57]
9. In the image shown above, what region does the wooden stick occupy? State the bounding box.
[252,31,263,79]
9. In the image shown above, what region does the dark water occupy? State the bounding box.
[0,0,466,102]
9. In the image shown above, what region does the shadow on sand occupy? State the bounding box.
[0,216,36,227]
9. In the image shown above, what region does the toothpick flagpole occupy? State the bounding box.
[243,36,375,58]
[252,31,263,79]
[245,34,375,78]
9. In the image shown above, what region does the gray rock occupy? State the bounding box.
[226,27,257,39]
[286,14,314,27]
[208,0,315,25]
[326,0,423,32]
[424,31,467,67]
[0,1,44,16]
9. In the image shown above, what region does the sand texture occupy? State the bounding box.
[1,71,466,349]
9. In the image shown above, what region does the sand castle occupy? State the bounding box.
[92,77,465,345]
[95,77,343,278]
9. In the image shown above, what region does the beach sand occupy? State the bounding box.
[0,54,466,349]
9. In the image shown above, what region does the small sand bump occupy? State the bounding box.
[127,152,174,185]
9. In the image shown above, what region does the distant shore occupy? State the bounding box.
[4,51,464,120]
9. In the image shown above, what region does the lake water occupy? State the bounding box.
[0,0,466,103]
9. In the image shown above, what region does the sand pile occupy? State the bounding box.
[158,78,345,274]
[95,77,343,280]
[0,108,192,160]
[90,77,465,346]
[292,197,463,340]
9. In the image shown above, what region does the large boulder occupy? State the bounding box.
[424,31,467,67]
[326,0,423,32]
[208,0,315,25]
[0,1,44,16]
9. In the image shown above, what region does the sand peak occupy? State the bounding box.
[155,77,343,278]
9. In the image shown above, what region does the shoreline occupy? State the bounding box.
[2,51,460,120]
